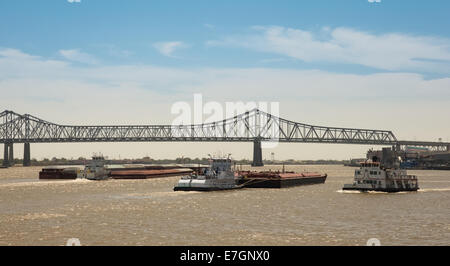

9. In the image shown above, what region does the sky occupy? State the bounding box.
[1,0,450,160]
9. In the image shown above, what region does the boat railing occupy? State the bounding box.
[389,175,417,180]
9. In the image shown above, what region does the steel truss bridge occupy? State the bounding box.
[1,109,449,167]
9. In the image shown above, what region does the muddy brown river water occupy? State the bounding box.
[0,165,449,246]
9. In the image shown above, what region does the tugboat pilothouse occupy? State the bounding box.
[77,155,110,180]
[343,148,419,192]
[174,157,238,191]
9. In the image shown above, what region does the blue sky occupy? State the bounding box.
[2,0,450,71]
[1,0,450,160]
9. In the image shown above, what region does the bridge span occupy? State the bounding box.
[1,109,449,167]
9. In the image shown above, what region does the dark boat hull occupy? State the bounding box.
[342,187,419,193]
[237,175,327,188]
[110,169,192,179]
[39,169,78,180]
[173,186,239,192]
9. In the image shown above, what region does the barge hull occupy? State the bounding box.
[342,187,419,193]
[173,186,239,192]
[39,169,78,180]
[238,175,327,188]
[111,172,191,179]
[109,169,193,179]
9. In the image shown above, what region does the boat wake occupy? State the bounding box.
[336,189,406,194]
[112,191,202,200]
[0,178,90,188]
[337,188,450,194]
[336,189,361,194]
[418,187,450,193]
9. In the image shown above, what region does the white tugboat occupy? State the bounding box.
[174,157,239,191]
[77,155,110,180]
[343,148,419,193]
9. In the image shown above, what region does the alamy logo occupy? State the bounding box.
[366,238,381,246]
[66,238,81,246]
[171,94,280,148]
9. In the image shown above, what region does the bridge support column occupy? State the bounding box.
[2,143,14,167]
[8,143,14,167]
[2,143,9,167]
[447,145,450,152]
[252,139,264,167]
[23,143,31,167]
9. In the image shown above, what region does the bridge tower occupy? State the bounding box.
[2,143,8,167]
[23,143,31,167]
[252,138,264,167]
[2,143,14,167]
[8,143,13,166]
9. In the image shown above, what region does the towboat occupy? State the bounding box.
[173,158,239,191]
[343,160,419,193]
[77,155,110,180]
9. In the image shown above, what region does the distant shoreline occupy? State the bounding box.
[1,157,347,167]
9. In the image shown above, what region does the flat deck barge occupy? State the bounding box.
[39,167,80,180]
[39,164,201,180]
[110,168,193,179]
[236,171,327,188]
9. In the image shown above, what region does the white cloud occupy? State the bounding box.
[67,0,81,3]
[207,26,450,73]
[59,49,98,64]
[368,0,381,3]
[153,41,187,57]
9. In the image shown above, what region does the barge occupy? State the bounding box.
[39,166,80,180]
[236,171,327,188]
[110,168,193,179]
[39,156,201,180]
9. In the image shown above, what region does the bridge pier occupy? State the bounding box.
[2,144,8,167]
[8,143,14,166]
[2,143,14,167]
[23,143,31,167]
[252,139,264,167]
